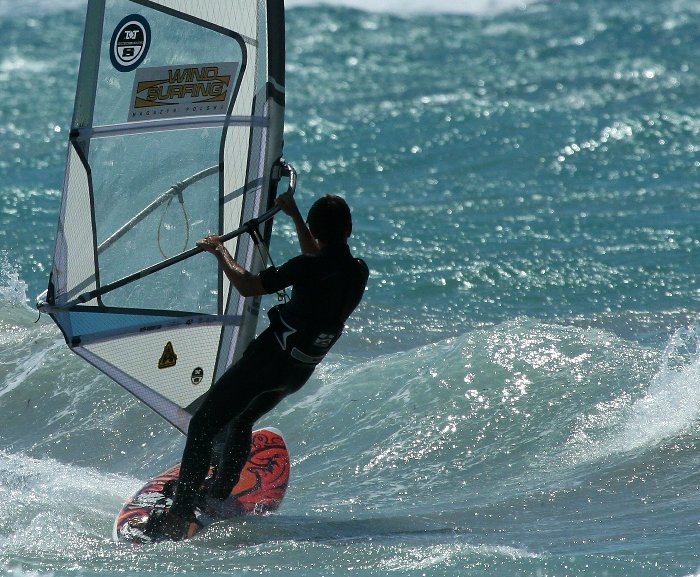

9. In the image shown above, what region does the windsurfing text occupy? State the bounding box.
[128,62,239,121]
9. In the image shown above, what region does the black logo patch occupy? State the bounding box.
[110,14,151,72]
[191,367,204,385]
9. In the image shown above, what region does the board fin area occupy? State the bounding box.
[114,428,289,543]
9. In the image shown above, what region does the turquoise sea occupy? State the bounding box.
[1,0,700,575]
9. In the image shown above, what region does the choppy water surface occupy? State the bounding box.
[1,0,699,575]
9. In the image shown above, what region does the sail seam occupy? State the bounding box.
[73,115,269,140]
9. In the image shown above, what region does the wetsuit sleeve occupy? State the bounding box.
[259,255,310,294]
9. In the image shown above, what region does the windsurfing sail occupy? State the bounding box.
[37,0,290,433]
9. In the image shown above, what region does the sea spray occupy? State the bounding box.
[561,325,700,465]
[0,252,28,309]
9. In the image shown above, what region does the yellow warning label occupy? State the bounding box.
[158,341,178,369]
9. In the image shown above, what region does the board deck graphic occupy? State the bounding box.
[114,428,289,543]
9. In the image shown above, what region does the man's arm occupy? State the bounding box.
[275,191,320,255]
[196,235,266,297]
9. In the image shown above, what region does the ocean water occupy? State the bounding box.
[1,0,700,575]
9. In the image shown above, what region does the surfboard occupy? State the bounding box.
[114,427,289,543]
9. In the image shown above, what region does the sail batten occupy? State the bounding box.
[73,115,271,140]
[40,0,286,434]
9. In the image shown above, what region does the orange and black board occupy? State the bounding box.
[113,427,289,543]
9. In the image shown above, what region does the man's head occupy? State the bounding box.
[306,194,352,245]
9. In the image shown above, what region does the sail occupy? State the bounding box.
[38,0,288,433]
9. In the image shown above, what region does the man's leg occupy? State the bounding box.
[165,329,279,536]
[166,399,228,519]
[150,386,234,539]
[207,390,288,500]
[156,330,313,538]
[207,332,315,501]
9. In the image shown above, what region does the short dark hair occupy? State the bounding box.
[306,194,352,245]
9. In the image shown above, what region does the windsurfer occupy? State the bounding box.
[149,191,369,540]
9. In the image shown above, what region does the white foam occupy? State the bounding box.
[616,326,700,450]
[0,565,53,577]
[0,450,141,555]
[7,0,535,17]
[0,0,85,16]
[287,0,532,14]
[0,252,28,308]
[564,325,700,464]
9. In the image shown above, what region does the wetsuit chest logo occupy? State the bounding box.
[313,333,336,349]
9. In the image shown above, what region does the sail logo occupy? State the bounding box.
[158,341,178,369]
[110,14,151,72]
[191,367,204,386]
[127,62,239,121]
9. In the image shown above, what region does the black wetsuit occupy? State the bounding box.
[168,243,368,518]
